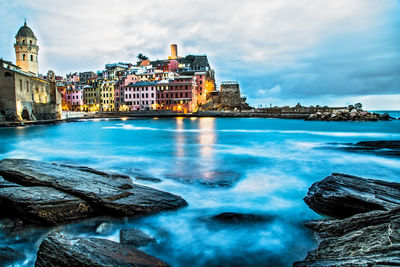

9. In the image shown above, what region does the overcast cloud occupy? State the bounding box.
[0,0,399,109]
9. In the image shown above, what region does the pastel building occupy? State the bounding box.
[115,74,138,110]
[100,80,115,111]
[124,81,156,111]
[156,76,195,112]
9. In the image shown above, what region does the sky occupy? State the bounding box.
[1,0,399,109]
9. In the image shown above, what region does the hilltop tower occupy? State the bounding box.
[168,44,178,60]
[14,20,39,76]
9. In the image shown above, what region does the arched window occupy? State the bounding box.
[30,55,33,61]
[23,54,26,60]
[29,40,32,45]
[22,40,26,44]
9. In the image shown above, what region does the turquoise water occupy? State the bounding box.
[1,117,400,266]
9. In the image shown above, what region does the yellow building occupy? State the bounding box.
[100,80,115,111]
[84,78,101,111]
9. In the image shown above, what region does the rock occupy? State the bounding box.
[95,222,113,235]
[295,207,400,266]
[304,173,400,219]
[0,186,93,225]
[0,246,24,265]
[35,232,168,267]
[0,159,188,218]
[381,112,390,120]
[307,114,318,120]
[335,141,400,157]
[120,229,156,247]
[354,103,362,110]
[355,141,400,150]
[0,175,20,188]
[166,171,241,187]
[213,212,269,223]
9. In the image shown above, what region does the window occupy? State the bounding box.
[23,54,26,61]
[30,40,32,45]
[4,72,12,77]
[26,81,29,92]
[23,40,26,44]
[20,79,22,91]
[151,93,154,98]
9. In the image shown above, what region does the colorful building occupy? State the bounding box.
[100,80,115,111]
[125,81,156,111]
[156,76,194,112]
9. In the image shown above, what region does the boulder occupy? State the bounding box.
[35,232,168,267]
[120,229,156,247]
[0,186,93,225]
[304,173,400,219]
[295,207,400,266]
[0,159,188,217]
[0,246,24,265]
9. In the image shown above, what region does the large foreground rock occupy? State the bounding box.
[0,186,92,225]
[0,159,188,218]
[35,232,168,267]
[304,173,400,218]
[294,208,400,266]
[297,174,400,266]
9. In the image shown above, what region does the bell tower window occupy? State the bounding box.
[23,54,26,60]
[31,55,33,61]
[30,40,32,45]
[22,40,26,44]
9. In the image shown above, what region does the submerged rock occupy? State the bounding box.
[166,171,241,187]
[0,186,93,225]
[35,232,168,267]
[332,140,400,157]
[120,229,156,247]
[213,212,269,223]
[0,159,188,220]
[304,173,400,219]
[0,246,24,265]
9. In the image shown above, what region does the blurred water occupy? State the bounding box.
[0,117,400,266]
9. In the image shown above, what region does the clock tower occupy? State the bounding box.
[14,20,39,76]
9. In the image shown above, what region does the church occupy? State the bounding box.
[0,21,61,121]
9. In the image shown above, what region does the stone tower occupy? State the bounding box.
[14,20,39,76]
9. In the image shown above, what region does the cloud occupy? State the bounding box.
[1,0,399,108]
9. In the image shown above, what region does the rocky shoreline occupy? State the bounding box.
[306,103,392,121]
[296,173,400,266]
[0,159,187,266]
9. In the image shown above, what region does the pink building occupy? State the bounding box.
[115,74,138,110]
[125,81,156,111]
[64,85,84,110]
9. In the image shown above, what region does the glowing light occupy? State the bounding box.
[121,117,128,121]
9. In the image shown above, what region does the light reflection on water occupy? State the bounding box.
[0,117,399,266]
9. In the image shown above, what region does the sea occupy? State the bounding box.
[0,115,399,266]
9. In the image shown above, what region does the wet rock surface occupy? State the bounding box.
[120,229,156,247]
[0,159,188,224]
[297,174,400,266]
[0,186,93,225]
[0,175,20,188]
[35,232,168,267]
[0,159,187,227]
[304,173,400,219]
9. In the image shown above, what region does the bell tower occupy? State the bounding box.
[14,20,39,76]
